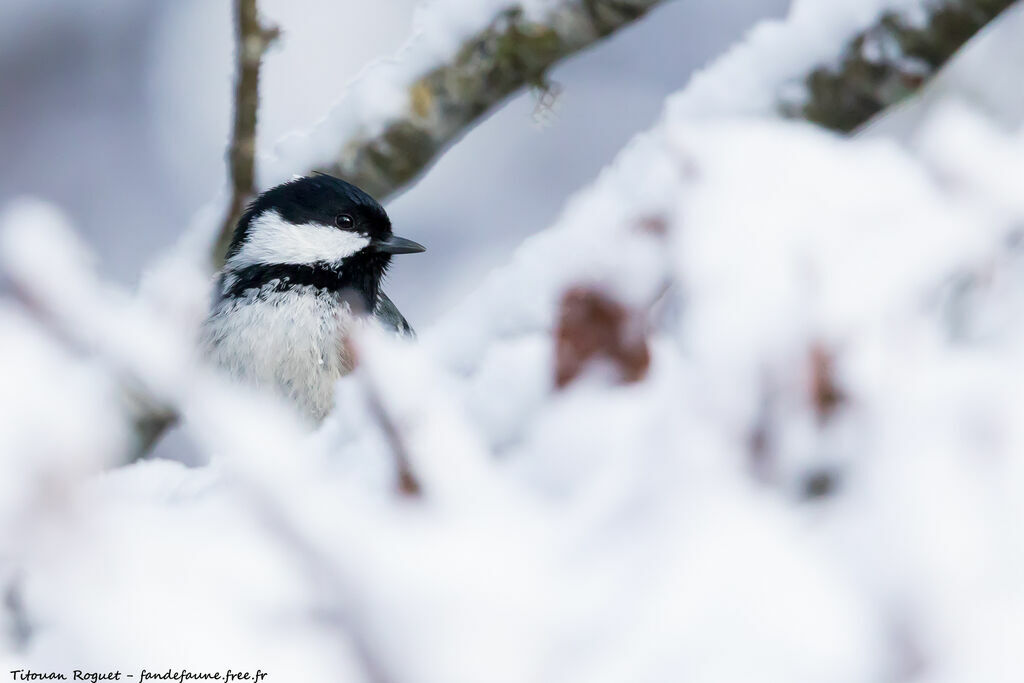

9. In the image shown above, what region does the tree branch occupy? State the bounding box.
[213,0,279,269]
[363,380,423,498]
[278,0,1016,208]
[788,0,1018,131]
[313,0,668,200]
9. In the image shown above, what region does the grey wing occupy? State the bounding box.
[374,291,415,338]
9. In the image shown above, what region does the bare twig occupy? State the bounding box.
[316,0,668,200]
[808,343,844,423]
[351,338,421,498]
[364,387,423,498]
[213,0,279,268]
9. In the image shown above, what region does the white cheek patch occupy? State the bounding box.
[228,209,371,268]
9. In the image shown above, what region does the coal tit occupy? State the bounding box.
[202,173,425,421]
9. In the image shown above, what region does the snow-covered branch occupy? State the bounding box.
[261,0,1018,223]
[794,0,1018,130]
[214,0,279,267]
[668,0,1019,129]
[262,0,669,197]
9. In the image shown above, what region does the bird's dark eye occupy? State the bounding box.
[335,213,355,229]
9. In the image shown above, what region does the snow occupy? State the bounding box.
[668,0,943,121]
[261,0,556,189]
[3,0,1024,681]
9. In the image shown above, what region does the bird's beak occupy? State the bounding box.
[372,234,426,254]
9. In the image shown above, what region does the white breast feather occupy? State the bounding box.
[202,286,358,421]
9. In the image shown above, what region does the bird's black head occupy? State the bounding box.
[221,174,425,310]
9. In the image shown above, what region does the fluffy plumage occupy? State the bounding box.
[202,174,423,421]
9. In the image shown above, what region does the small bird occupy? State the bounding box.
[202,173,425,421]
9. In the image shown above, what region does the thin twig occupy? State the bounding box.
[340,334,422,497]
[213,0,279,268]
[121,0,278,455]
[363,379,422,498]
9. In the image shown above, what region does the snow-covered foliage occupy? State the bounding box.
[2,0,1024,681]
